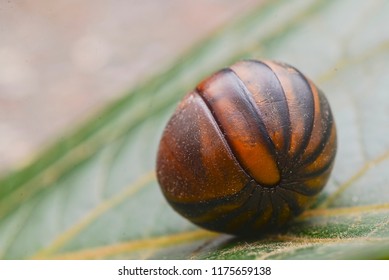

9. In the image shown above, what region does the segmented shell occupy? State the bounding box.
[156,59,337,236]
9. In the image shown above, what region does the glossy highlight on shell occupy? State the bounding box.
[156,59,337,236]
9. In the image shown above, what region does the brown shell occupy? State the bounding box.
[156,59,337,236]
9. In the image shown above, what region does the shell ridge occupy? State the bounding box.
[287,65,316,163]
[252,60,293,170]
[156,59,337,236]
[196,77,279,188]
[227,67,278,156]
[301,94,336,166]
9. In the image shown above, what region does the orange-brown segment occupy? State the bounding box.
[230,60,291,154]
[302,165,334,194]
[197,69,280,186]
[303,124,337,174]
[301,80,323,159]
[263,60,315,158]
[156,59,337,236]
[157,92,251,203]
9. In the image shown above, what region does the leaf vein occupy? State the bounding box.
[30,171,156,259]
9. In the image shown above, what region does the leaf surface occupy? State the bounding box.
[1,0,389,259]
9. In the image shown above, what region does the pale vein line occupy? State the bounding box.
[4,0,389,262]
[255,236,388,260]
[366,218,389,238]
[30,171,156,259]
[256,242,317,260]
[39,230,217,260]
[316,39,389,84]
[0,87,165,219]
[317,149,389,208]
[32,202,389,260]
[299,203,389,220]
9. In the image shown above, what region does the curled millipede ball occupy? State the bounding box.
[156,59,337,236]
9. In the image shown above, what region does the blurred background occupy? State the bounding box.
[0,0,260,175]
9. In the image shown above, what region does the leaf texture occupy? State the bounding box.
[0,0,389,259]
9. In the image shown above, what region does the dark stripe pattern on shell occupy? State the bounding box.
[156,59,337,236]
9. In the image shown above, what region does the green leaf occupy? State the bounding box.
[1,0,389,260]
